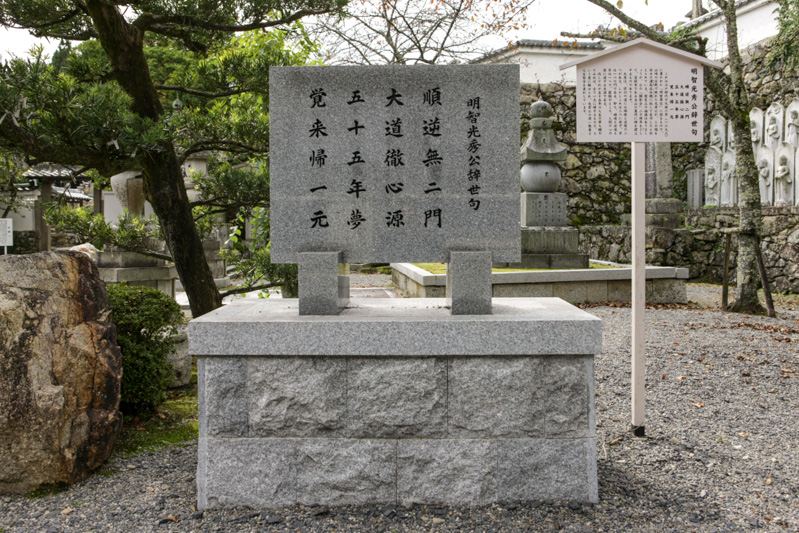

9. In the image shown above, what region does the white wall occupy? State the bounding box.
[479,41,621,86]
[3,191,37,231]
[103,190,155,222]
[494,49,593,85]
[693,0,778,61]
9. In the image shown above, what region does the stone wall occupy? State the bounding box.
[7,231,38,255]
[579,205,799,293]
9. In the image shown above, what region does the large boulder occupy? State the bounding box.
[0,251,122,494]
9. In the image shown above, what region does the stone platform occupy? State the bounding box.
[190,298,602,509]
[392,262,689,303]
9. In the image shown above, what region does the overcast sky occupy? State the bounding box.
[0,0,695,60]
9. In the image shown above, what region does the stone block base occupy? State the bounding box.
[521,226,580,254]
[199,437,596,508]
[192,299,601,509]
[99,265,177,298]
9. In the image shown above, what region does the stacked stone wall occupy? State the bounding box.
[579,206,799,293]
[7,231,38,255]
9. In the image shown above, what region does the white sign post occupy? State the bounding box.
[562,39,722,436]
[0,218,12,255]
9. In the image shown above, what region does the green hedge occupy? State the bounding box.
[107,284,184,413]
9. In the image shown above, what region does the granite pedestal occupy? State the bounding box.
[191,298,602,509]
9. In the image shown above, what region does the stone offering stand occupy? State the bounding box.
[190,64,602,509]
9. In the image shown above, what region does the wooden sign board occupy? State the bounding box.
[561,39,722,435]
[561,39,723,143]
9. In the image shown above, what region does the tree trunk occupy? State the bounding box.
[713,0,766,315]
[86,0,222,316]
[143,150,223,317]
[730,115,765,314]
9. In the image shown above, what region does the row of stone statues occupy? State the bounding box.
[705,101,799,207]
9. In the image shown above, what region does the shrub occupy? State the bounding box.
[107,283,184,413]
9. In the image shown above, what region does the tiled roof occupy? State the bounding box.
[475,39,604,63]
[22,164,80,179]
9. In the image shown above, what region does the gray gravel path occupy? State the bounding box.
[2,284,799,532]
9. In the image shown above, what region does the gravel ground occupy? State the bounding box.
[2,284,799,532]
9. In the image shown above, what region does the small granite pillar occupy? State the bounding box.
[446,251,492,315]
[298,251,349,316]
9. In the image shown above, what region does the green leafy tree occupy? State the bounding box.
[564,0,766,314]
[0,0,346,317]
[0,148,24,218]
[50,39,72,72]
[769,0,799,69]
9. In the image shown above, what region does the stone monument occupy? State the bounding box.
[191,64,602,509]
[497,98,588,269]
[99,169,178,297]
[109,170,145,218]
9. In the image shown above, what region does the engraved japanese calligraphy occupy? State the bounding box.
[269,65,520,263]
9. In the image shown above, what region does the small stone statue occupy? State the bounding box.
[519,98,567,192]
[765,103,784,152]
[767,116,780,142]
[720,158,733,206]
[705,166,719,206]
[750,120,761,144]
[721,151,737,206]
[775,154,793,206]
[787,108,799,148]
[758,156,772,205]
